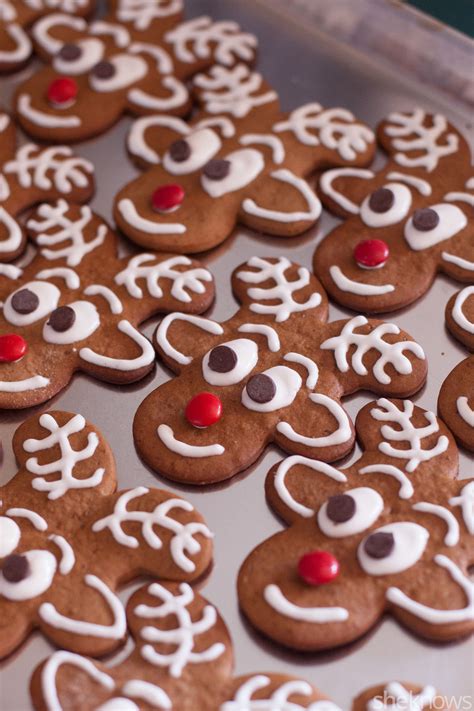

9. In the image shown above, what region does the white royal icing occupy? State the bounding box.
[3,281,60,327]
[79,320,155,371]
[361,182,412,227]
[84,285,123,314]
[404,203,467,250]
[221,675,339,711]
[39,574,126,637]
[452,286,474,334]
[31,13,87,55]
[201,148,264,198]
[412,502,459,546]
[320,316,425,385]
[5,507,47,530]
[359,464,414,499]
[134,582,225,677]
[90,55,148,93]
[35,267,80,290]
[264,584,349,622]
[319,167,374,214]
[121,679,172,709]
[237,323,280,352]
[193,64,276,118]
[318,487,384,538]
[386,171,433,196]
[0,550,57,600]
[236,257,322,323]
[277,393,352,448]
[117,199,186,234]
[0,375,50,393]
[49,534,75,574]
[89,19,130,48]
[384,109,459,172]
[43,301,100,345]
[449,482,474,535]
[0,516,20,557]
[165,17,257,66]
[157,424,225,458]
[358,522,429,575]
[91,487,212,573]
[17,94,81,128]
[116,0,182,30]
[53,38,104,75]
[441,252,474,271]
[456,396,474,427]
[0,24,31,64]
[242,169,322,224]
[329,265,395,296]
[128,75,188,112]
[203,338,258,386]
[386,554,474,624]
[41,651,114,711]
[156,313,224,365]
[127,114,188,164]
[239,133,285,164]
[163,127,222,175]
[242,366,302,413]
[0,263,23,279]
[23,413,105,500]
[283,353,318,389]
[3,145,93,193]
[0,208,22,254]
[370,399,449,472]
[274,455,347,518]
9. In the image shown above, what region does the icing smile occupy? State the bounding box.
[157,424,225,457]
[0,375,50,392]
[264,584,349,622]
[17,94,81,128]
[118,198,186,234]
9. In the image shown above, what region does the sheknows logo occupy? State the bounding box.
[371,693,473,710]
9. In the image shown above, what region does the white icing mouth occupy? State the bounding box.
[18,94,81,128]
[157,424,225,457]
[118,199,186,234]
[0,375,50,392]
[264,584,349,622]
[329,265,395,296]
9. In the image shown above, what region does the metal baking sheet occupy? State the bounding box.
[1,1,473,708]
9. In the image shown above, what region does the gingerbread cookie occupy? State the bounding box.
[313,108,473,313]
[0,200,214,408]
[114,63,375,253]
[133,256,427,485]
[31,581,335,710]
[445,286,474,352]
[238,398,473,651]
[0,410,213,660]
[353,682,449,711]
[438,357,474,452]
[0,0,94,72]
[0,111,94,262]
[13,5,257,142]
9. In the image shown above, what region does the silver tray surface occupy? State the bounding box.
[1,0,473,707]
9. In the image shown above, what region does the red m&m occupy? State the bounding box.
[354,239,389,269]
[151,184,185,214]
[47,77,78,107]
[185,392,222,428]
[0,334,28,363]
[298,550,339,586]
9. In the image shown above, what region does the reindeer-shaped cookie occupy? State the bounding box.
[114,63,375,253]
[238,398,473,651]
[13,3,257,142]
[0,111,94,262]
[133,257,427,485]
[438,286,474,452]
[0,410,213,659]
[0,200,214,408]
[0,0,94,72]
[313,108,473,313]
[29,579,450,710]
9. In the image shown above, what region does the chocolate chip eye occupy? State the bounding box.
[203,159,231,181]
[169,139,191,163]
[92,60,115,79]
[368,187,395,213]
[208,345,237,373]
[11,288,39,315]
[326,494,356,523]
[412,207,439,232]
[58,43,82,62]
[246,373,276,404]
[363,531,394,559]
[47,305,76,333]
[2,553,30,583]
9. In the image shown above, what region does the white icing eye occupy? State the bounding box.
[358,522,429,576]
[202,339,258,386]
[360,183,412,227]
[43,301,100,344]
[404,204,468,250]
[0,517,20,557]
[0,550,57,600]
[53,39,104,75]
[201,148,264,198]
[89,54,148,92]
[3,281,60,327]
[163,128,222,175]
[318,487,384,538]
[242,365,302,412]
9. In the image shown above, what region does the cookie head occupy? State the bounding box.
[314,109,474,313]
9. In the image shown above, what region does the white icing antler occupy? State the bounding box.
[114,254,212,303]
[274,103,374,160]
[320,315,425,385]
[193,64,277,118]
[134,582,225,677]
[26,200,106,267]
[222,675,340,711]
[91,487,212,573]
[370,398,449,472]
[22,413,105,500]
[0,1,16,22]
[116,0,182,30]
[165,16,257,66]
[236,256,322,323]
[2,144,93,194]
[384,109,459,172]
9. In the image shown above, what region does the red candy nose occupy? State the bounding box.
[151,184,185,213]
[185,392,222,428]
[298,550,339,586]
[47,77,78,107]
[354,239,389,269]
[0,334,28,363]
